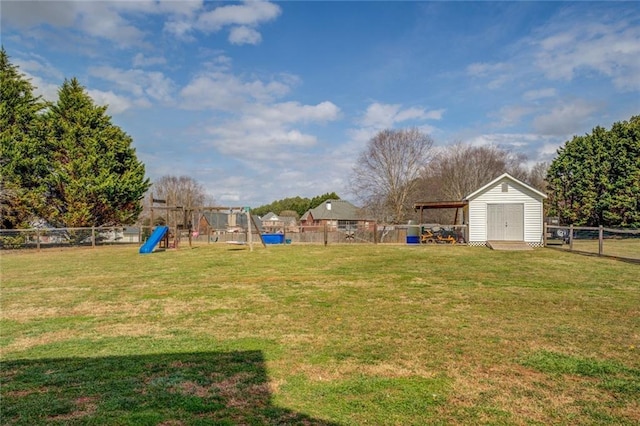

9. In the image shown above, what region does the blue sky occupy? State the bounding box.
[2,1,639,207]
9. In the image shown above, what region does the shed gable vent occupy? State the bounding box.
[502,183,508,192]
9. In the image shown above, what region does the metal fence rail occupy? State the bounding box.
[0,226,143,250]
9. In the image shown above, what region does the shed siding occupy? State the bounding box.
[468,178,544,246]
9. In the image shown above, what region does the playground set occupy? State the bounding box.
[139,195,265,254]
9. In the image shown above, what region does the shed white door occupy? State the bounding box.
[487,204,524,241]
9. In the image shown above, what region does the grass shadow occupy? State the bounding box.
[1,350,339,425]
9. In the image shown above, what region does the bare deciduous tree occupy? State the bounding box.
[148,175,207,228]
[526,161,549,193]
[351,128,434,223]
[152,175,206,208]
[421,143,528,201]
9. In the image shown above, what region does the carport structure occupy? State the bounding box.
[413,201,468,225]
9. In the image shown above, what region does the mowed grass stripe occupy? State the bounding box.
[1,244,638,425]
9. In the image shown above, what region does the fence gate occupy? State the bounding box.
[487,204,524,241]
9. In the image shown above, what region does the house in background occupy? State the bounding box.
[464,173,547,247]
[261,212,298,233]
[300,199,374,231]
[261,212,283,233]
[122,226,141,243]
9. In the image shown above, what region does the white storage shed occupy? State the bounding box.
[464,173,547,247]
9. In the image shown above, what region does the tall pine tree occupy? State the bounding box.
[0,48,49,228]
[547,116,640,228]
[44,78,150,227]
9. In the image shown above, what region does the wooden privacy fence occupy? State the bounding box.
[544,224,640,263]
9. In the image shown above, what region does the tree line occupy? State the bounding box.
[2,47,638,230]
[351,119,638,227]
[251,193,341,219]
[350,129,548,224]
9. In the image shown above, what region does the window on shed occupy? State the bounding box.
[502,183,508,192]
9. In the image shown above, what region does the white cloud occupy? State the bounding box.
[523,88,557,101]
[532,100,599,135]
[154,0,203,16]
[180,70,294,111]
[195,0,281,32]
[167,0,281,44]
[491,105,535,129]
[87,90,136,115]
[89,66,175,104]
[12,55,63,101]
[467,133,566,163]
[533,15,640,91]
[466,62,507,77]
[203,101,340,161]
[2,0,279,48]
[247,101,340,124]
[360,103,444,129]
[76,2,147,47]
[132,53,167,68]
[0,1,76,28]
[229,26,262,45]
[163,19,197,40]
[23,73,60,104]
[466,62,513,90]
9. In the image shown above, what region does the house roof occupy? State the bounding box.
[261,212,280,221]
[464,173,547,201]
[304,199,362,221]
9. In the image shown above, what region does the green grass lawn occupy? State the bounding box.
[1,244,639,425]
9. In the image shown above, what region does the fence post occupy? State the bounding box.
[37,228,41,251]
[373,223,378,244]
[92,226,95,248]
[543,223,547,247]
[324,222,328,247]
[569,224,574,250]
[599,225,604,256]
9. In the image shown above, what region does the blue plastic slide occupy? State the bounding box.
[139,226,169,254]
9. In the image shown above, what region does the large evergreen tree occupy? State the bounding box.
[546,116,640,228]
[0,48,49,228]
[44,78,150,227]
